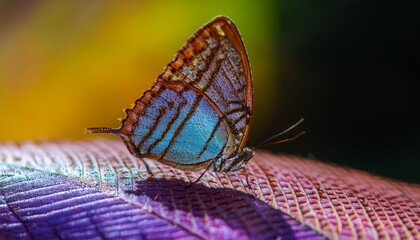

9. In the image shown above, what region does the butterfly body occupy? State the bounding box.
[88,16,254,172]
[213,147,254,172]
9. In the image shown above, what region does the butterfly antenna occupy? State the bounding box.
[259,131,306,147]
[253,118,305,149]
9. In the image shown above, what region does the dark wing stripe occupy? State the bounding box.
[228,100,244,105]
[130,85,167,137]
[207,80,229,110]
[218,41,246,94]
[224,45,244,89]
[146,94,187,152]
[220,59,243,95]
[196,119,221,159]
[190,45,218,84]
[160,96,203,159]
[137,107,167,148]
[213,138,229,172]
[192,53,217,88]
[201,59,223,92]
[233,113,246,125]
[226,107,244,115]
[209,81,242,133]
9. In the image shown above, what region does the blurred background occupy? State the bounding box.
[0,1,419,183]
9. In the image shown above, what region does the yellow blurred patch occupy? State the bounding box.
[0,1,277,140]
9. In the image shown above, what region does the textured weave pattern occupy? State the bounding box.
[0,140,419,239]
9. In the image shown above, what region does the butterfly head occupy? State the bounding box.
[229,147,255,171]
[215,147,254,172]
[240,147,255,165]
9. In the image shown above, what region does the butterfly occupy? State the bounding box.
[87,16,254,173]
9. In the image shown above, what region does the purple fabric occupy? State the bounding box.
[0,168,323,239]
[3,140,418,239]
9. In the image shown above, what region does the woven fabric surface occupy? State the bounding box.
[0,140,419,239]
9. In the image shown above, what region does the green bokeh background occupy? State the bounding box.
[1,1,419,183]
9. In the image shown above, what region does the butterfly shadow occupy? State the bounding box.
[126,178,320,240]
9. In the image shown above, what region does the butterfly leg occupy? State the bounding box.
[187,161,214,187]
[242,166,258,197]
[139,158,154,179]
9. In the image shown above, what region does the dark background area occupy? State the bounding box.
[252,1,420,183]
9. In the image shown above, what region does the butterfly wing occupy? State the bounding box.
[162,16,253,152]
[88,16,252,170]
